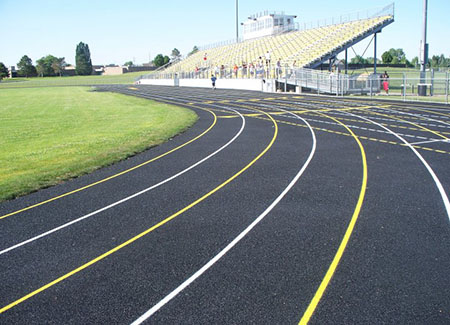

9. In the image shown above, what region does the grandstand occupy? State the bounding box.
[155,4,394,79]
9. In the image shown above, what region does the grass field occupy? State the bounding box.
[347,67,449,78]
[0,87,197,201]
[0,71,148,88]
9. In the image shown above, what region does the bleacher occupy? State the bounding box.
[156,7,394,78]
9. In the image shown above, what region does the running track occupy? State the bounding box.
[1,85,449,324]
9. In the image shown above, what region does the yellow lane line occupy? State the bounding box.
[298,111,368,324]
[217,105,377,119]
[255,101,450,155]
[222,100,368,323]
[383,103,450,118]
[358,107,448,140]
[0,108,278,314]
[313,114,450,136]
[251,111,450,155]
[0,107,217,221]
[276,109,450,136]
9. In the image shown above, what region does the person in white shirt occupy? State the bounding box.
[265,51,271,66]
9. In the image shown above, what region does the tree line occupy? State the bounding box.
[0,42,92,79]
[350,48,450,69]
[150,46,198,68]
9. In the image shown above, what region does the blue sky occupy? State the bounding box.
[0,0,449,67]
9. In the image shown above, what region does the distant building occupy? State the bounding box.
[8,66,17,78]
[92,65,105,75]
[63,65,76,76]
[102,65,157,75]
[103,66,126,75]
[142,62,156,68]
[242,11,297,41]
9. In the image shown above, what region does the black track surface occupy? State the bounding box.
[1,85,449,324]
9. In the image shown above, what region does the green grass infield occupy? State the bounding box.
[0,86,197,201]
[0,71,148,88]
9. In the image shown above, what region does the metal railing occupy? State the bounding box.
[138,67,449,104]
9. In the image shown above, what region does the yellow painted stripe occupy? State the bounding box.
[360,108,448,140]
[0,108,278,314]
[128,87,139,90]
[299,113,368,324]
[238,99,369,323]
[0,108,217,221]
[246,106,450,156]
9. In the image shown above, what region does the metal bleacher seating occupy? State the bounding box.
[161,14,393,77]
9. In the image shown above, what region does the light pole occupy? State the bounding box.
[420,0,428,82]
[236,0,239,42]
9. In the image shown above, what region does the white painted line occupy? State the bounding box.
[409,139,450,146]
[0,107,246,256]
[345,111,450,223]
[130,107,317,324]
[377,107,450,130]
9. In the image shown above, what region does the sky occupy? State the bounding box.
[1,0,449,67]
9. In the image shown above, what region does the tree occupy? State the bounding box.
[17,55,37,77]
[51,57,66,76]
[0,62,8,80]
[171,48,181,60]
[381,51,393,64]
[124,61,133,67]
[429,55,439,68]
[153,54,170,67]
[438,54,449,68]
[188,46,199,57]
[411,56,419,68]
[75,42,93,75]
[350,55,367,65]
[365,57,380,64]
[163,55,170,65]
[390,48,406,62]
[36,55,58,77]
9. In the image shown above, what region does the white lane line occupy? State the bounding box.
[0,107,246,256]
[130,107,317,324]
[344,111,450,223]
[376,106,450,130]
[334,109,450,130]
[409,139,450,146]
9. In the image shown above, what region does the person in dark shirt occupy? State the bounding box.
[211,74,217,89]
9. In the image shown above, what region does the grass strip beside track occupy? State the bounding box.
[0,72,146,88]
[0,87,197,202]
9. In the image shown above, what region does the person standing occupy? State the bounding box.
[276,59,282,78]
[211,74,217,89]
[382,71,389,95]
[249,62,255,78]
[290,60,297,78]
[265,51,271,66]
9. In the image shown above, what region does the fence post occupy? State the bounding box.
[431,69,434,96]
[369,77,373,98]
[317,75,320,95]
[336,74,339,96]
[403,73,406,101]
[446,72,449,104]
